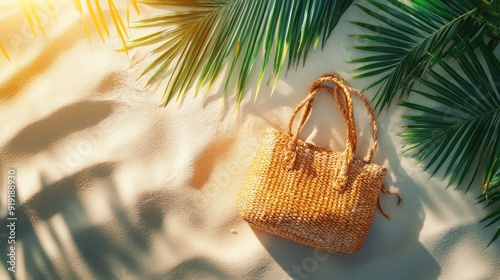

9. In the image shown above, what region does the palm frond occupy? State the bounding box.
[127,0,353,106]
[478,136,500,245]
[472,0,500,40]
[399,42,500,244]
[350,0,487,111]
[0,0,139,59]
[0,42,10,61]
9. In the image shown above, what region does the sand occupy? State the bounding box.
[0,1,498,279]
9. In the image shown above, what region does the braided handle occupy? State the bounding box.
[284,73,379,191]
[311,73,379,162]
[284,80,356,191]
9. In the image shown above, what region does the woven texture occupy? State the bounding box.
[238,73,388,254]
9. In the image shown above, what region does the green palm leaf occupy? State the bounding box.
[128,0,353,106]
[399,42,500,244]
[472,0,500,40]
[350,0,486,111]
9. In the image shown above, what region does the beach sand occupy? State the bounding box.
[0,1,498,279]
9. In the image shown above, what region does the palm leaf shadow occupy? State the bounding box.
[3,101,113,154]
[1,162,235,278]
[0,163,149,279]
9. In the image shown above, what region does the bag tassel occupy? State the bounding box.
[377,184,403,219]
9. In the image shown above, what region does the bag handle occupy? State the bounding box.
[284,73,379,191]
[312,73,379,162]
[298,83,357,154]
[284,78,356,191]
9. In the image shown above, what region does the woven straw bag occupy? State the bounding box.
[237,73,401,254]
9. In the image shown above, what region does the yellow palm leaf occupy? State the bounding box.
[2,0,139,59]
[0,42,10,61]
